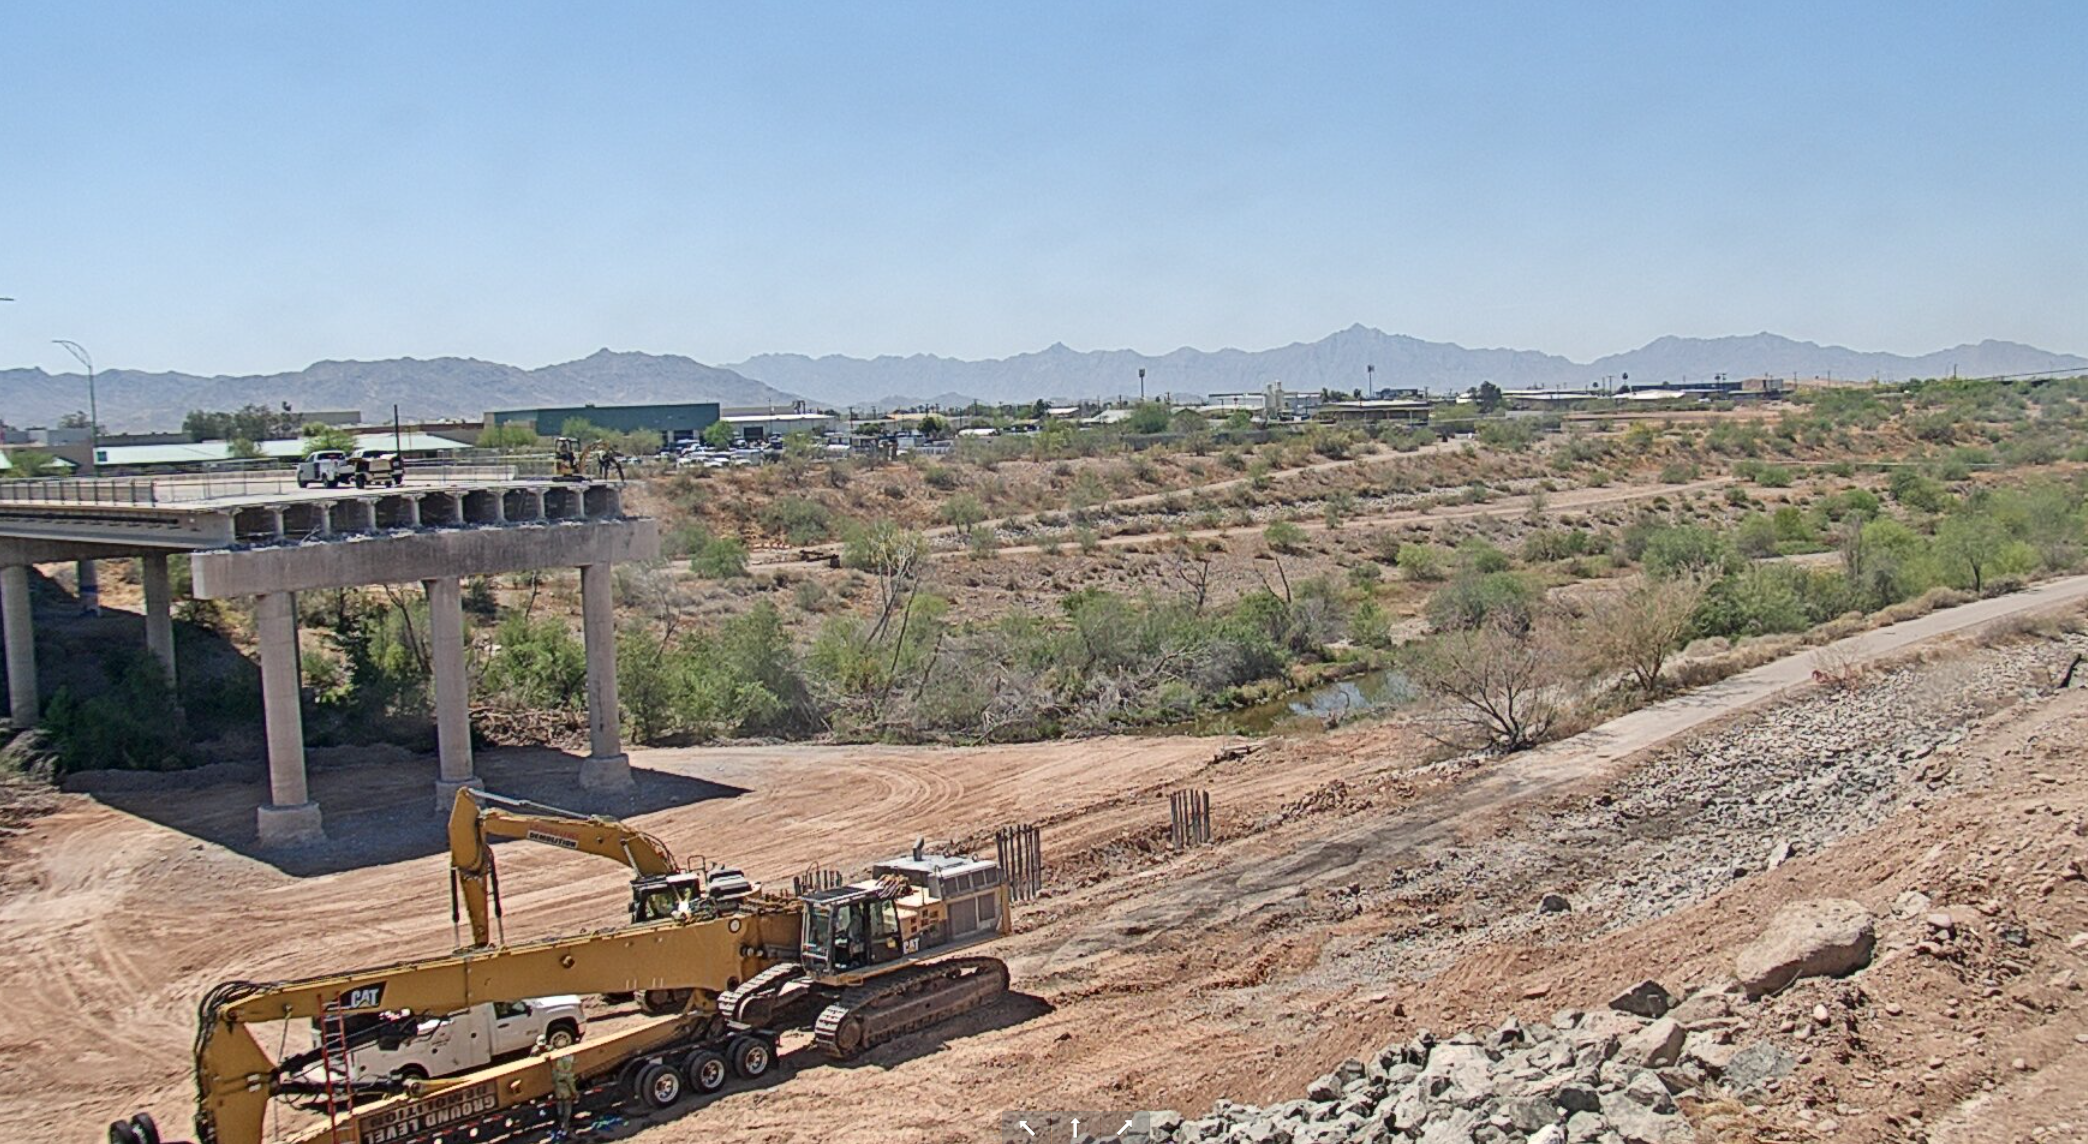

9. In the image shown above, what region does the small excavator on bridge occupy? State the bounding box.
[108,839,1013,1144]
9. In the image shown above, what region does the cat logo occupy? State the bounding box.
[337,984,387,1011]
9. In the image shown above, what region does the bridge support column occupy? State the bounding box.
[577,562,632,791]
[254,590,324,847]
[142,553,177,687]
[425,576,481,811]
[2,565,36,727]
[76,559,100,615]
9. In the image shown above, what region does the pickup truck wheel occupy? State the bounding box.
[107,1121,141,1144]
[126,1113,160,1144]
[632,1061,683,1109]
[681,1048,728,1094]
[296,478,310,489]
[727,1034,772,1079]
[544,1022,578,1049]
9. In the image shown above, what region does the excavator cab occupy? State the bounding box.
[799,889,905,974]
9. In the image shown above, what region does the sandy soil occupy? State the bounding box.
[6,581,2087,1143]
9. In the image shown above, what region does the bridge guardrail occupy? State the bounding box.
[0,451,565,508]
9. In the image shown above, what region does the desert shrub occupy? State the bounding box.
[1690,564,1850,639]
[759,497,834,544]
[1398,543,1449,581]
[1263,519,1308,553]
[39,648,188,773]
[1641,525,1742,580]
[1887,469,1950,513]
[482,613,587,709]
[1458,538,1513,574]
[689,533,749,579]
[1732,514,1779,559]
[1426,570,1538,632]
[1521,528,1597,563]
[1476,419,1538,452]
[922,465,960,491]
[1658,462,1699,484]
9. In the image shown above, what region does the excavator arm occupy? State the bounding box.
[447,788,682,947]
[193,902,802,1144]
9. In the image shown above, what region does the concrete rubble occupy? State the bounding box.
[1128,985,1817,1144]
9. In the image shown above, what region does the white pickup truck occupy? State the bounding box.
[330,995,586,1083]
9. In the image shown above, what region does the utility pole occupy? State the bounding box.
[1138,367,1146,403]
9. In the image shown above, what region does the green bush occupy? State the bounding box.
[1398,543,1449,581]
[1641,525,1741,580]
[1263,519,1307,553]
[759,497,835,544]
[1458,538,1513,574]
[1426,571,1537,632]
[1692,565,1853,640]
[1888,469,1950,513]
[40,649,188,773]
[690,533,749,579]
[1521,528,1598,563]
[1658,462,1699,484]
[482,613,587,708]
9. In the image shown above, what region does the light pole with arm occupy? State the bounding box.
[51,339,98,471]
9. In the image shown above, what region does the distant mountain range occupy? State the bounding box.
[3,330,2081,433]
[728,327,2088,409]
[0,349,800,433]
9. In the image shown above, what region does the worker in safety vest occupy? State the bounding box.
[541,1034,579,1138]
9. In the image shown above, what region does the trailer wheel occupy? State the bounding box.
[632,1061,683,1110]
[681,1048,728,1094]
[128,1114,161,1144]
[107,1121,141,1144]
[727,1034,772,1079]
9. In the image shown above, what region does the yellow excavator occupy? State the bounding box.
[111,846,1012,1144]
[447,788,753,950]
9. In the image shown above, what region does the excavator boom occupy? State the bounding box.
[193,901,802,1144]
[447,788,683,946]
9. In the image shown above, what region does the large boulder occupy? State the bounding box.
[1735,899,1876,998]
[1608,980,1676,1019]
[1618,1018,1687,1069]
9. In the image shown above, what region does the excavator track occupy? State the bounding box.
[812,956,1009,1059]
[717,961,806,1026]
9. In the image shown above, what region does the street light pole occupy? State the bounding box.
[51,339,98,470]
[1138,368,1146,403]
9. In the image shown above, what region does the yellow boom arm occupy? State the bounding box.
[195,901,802,1144]
[447,787,683,947]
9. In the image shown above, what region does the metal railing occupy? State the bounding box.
[0,450,563,508]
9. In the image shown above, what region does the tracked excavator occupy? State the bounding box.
[109,845,1012,1144]
[446,788,753,950]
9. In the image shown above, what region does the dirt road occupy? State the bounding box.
[7,576,2087,1143]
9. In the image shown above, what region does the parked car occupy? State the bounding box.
[313,996,585,1085]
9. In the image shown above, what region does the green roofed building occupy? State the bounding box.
[484,401,722,443]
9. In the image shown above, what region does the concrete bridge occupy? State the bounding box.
[0,473,660,846]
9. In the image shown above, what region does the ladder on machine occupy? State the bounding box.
[315,1002,357,1142]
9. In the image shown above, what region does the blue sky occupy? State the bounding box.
[2,2,2082,375]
